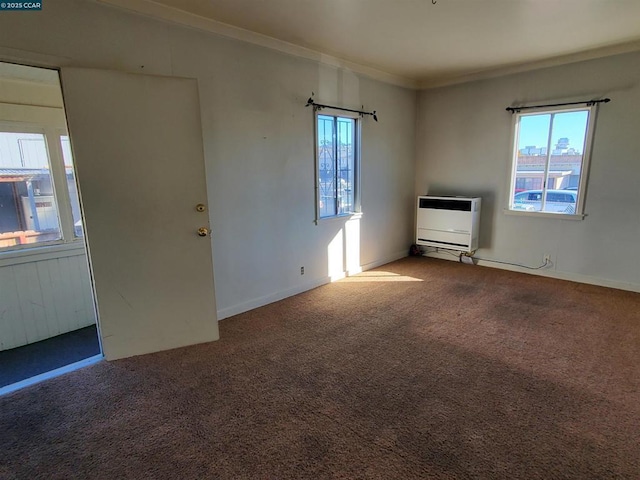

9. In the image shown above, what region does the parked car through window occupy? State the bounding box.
[512,189,577,214]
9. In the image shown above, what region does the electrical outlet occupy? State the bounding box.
[543,254,552,266]
[300,266,304,275]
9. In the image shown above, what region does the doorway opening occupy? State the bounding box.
[0,61,101,393]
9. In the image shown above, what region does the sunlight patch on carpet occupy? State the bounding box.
[340,271,424,282]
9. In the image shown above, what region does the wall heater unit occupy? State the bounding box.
[416,196,481,253]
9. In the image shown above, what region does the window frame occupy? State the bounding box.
[506,103,598,220]
[0,121,82,255]
[313,108,362,223]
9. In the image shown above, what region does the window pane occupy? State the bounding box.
[542,111,588,214]
[317,115,336,218]
[512,114,550,212]
[0,132,62,248]
[336,118,355,215]
[60,136,84,237]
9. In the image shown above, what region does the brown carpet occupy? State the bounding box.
[1,257,639,479]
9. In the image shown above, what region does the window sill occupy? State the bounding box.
[0,241,86,268]
[503,209,586,221]
[315,212,363,224]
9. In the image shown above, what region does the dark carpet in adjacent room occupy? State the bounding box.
[0,325,101,388]
[1,257,639,479]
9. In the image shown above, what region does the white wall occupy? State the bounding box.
[0,0,417,319]
[416,51,640,291]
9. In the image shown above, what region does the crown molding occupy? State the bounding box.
[96,0,419,90]
[418,38,640,90]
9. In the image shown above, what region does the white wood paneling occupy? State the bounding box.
[0,251,95,351]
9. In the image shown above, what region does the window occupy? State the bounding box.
[60,135,84,237]
[0,127,83,251]
[315,111,360,219]
[508,105,596,217]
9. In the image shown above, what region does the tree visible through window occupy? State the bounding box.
[316,113,358,218]
[509,105,595,216]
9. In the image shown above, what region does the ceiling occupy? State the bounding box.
[100,0,640,88]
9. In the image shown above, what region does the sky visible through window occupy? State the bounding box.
[518,111,588,153]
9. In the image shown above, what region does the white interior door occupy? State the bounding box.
[60,68,219,360]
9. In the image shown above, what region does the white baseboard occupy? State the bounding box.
[423,251,640,293]
[217,276,332,320]
[217,250,409,320]
[360,250,409,271]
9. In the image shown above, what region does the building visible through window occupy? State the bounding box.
[0,130,83,250]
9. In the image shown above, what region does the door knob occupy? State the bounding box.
[197,227,209,237]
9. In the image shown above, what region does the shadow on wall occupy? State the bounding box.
[421,186,496,250]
